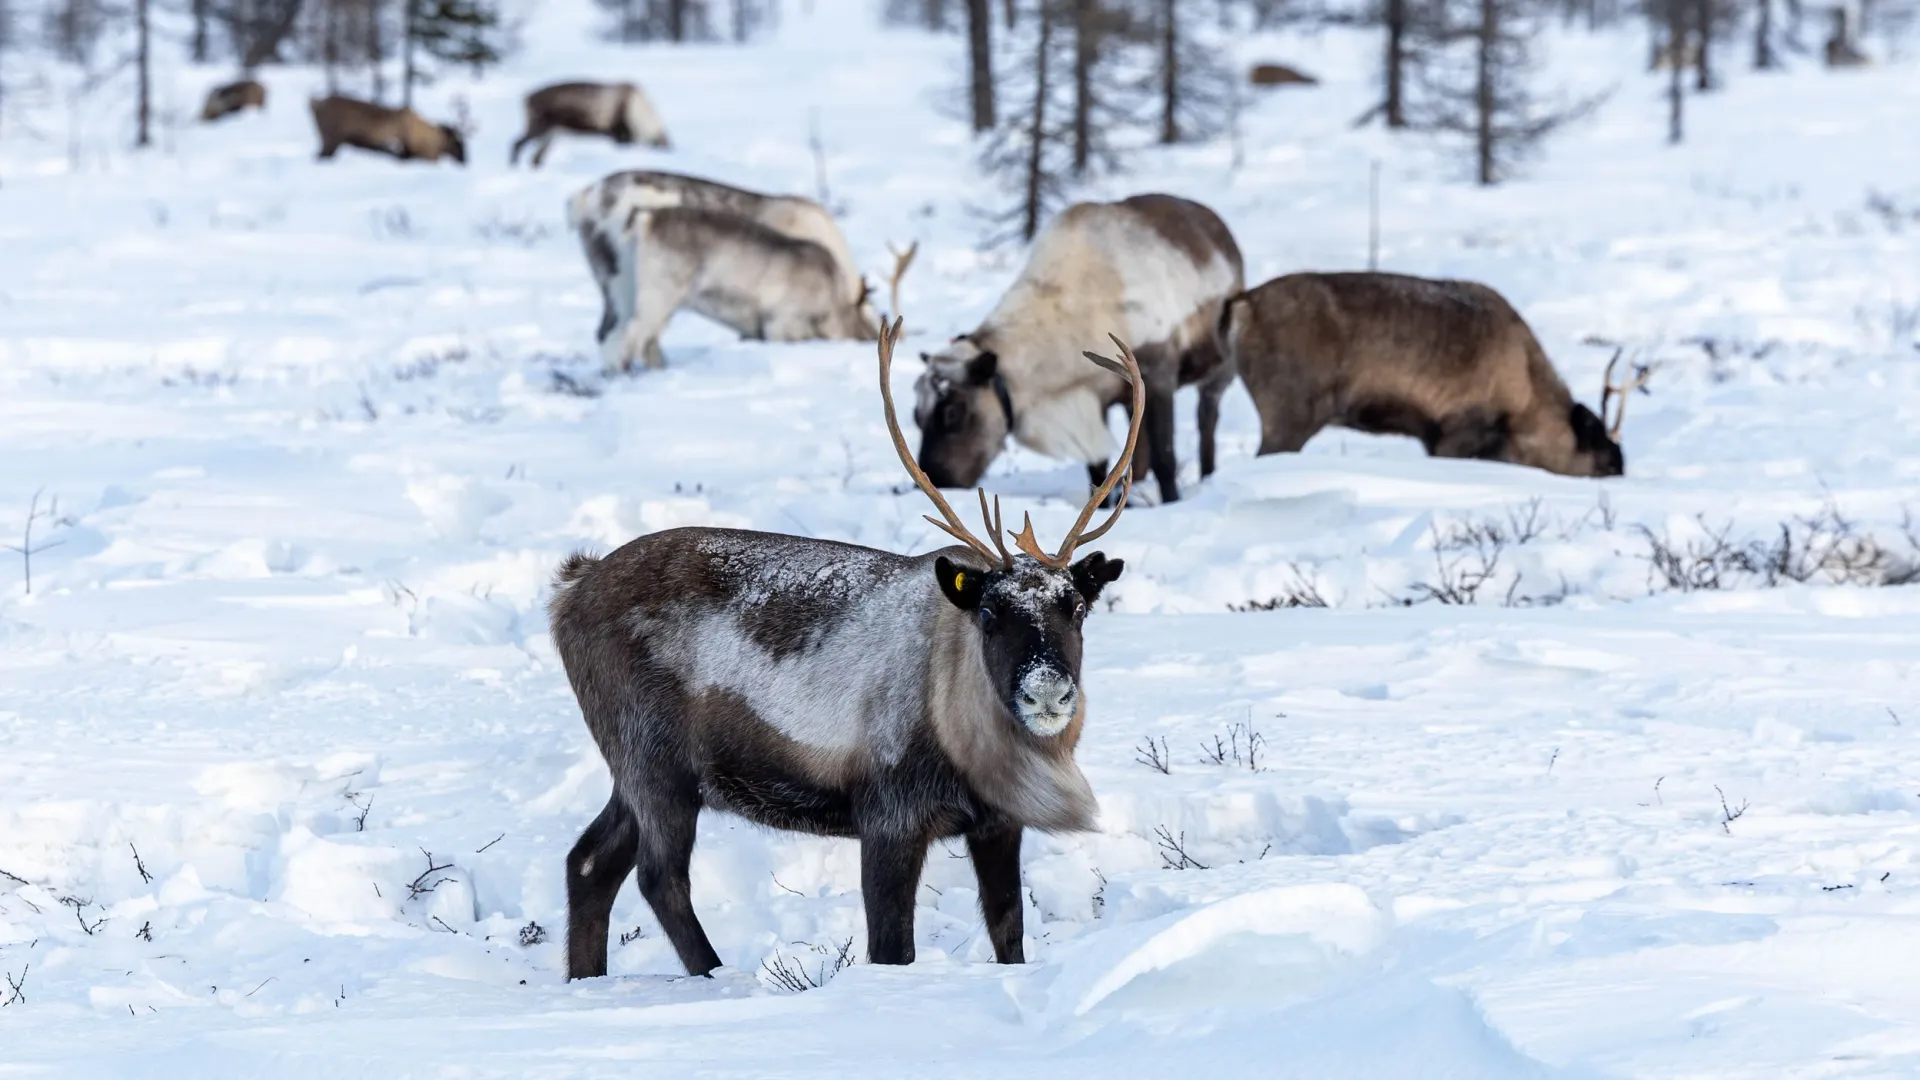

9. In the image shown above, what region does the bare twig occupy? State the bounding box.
[759,936,856,992]
[406,850,453,900]
[475,834,504,854]
[1153,825,1208,870]
[1715,785,1750,834]
[3,963,28,1006]
[130,843,152,885]
[5,489,70,595]
[1133,735,1171,774]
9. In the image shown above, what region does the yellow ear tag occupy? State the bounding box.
[953,572,967,592]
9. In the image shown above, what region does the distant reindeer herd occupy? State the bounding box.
[192,63,1662,980]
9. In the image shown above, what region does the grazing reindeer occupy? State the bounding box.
[511,81,670,167]
[201,79,266,122]
[309,95,466,165]
[567,171,880,345]
[915,194,1243,505]
[551,319,1145,977]
[1218,272,1638,476]
[589,206,909,372]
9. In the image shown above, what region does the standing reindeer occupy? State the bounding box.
[1218,271,1647,476]
[550,319,1145,977]
[511,81,671,167]
[913,194,1242,505]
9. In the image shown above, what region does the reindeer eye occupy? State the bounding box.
[1073,599,1086,619]
[979,607,997,632]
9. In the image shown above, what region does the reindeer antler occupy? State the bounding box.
[886,241,918,319]
[1008,334,1146,569]
[1599,348,1657,441]
[876,317,1010,568]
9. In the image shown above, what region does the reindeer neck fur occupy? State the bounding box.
[926,562,1097,833]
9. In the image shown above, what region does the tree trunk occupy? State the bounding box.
[1159,0,1177,143]
[968,0,994,131]
[1071,0,1094,175]
[1385,0,1407,128]
[135,0,151,147]
[921,0,943,30]
[1002,0,1015,29]
[241,0,308,69]
[368,0,386,102]
[322,0,338,93]
[191,0,209,62]
[1023,5,1053,241]
[401,0,416,108]
[668,0,687,40]
[1694,0,1712,89]
[1475,0,1494,184]
[1667,0,1684,143]
[1754,0,1774,67]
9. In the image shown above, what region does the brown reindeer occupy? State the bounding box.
[1248,63,1318,87]
[511,81,670,167]
[1219,272,1640,476]
[201,79,267,122]
[309,95,466,165]
[550,319,1144,977]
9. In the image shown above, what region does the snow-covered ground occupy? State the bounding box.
[4,3,1920,1075]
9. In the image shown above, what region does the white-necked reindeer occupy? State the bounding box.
[549,319,1144,976]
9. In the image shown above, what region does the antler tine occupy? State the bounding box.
[978,489,1013,567]
[1599,347,1624,433]
[886,240,918,320]
[1047,333,1147,567]
[1600,348,1657,441]
[876,316,1002,565]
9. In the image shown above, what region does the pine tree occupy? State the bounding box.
[1414,0,1602,183]
[977,0,1074,242]
[402,0,503,106]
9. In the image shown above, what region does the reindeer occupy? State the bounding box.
[511,81,670,167]
[914,194,1243,505]
[587,205,911,372]
[309,95,466,165]
[567,171,876,345]
[1217,271,1648,476]
[1825,8,1871,67]
[201,79,266,122]
[1248,62,1318,87]
[550,319,1145,977]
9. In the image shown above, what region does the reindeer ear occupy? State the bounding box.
[1069,552,1124,603]
[965,351,998,385]
[935,556,983,611]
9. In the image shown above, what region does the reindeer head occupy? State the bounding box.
[1566,346,1655,477]
[880,319,1138,736]
[911,333,1010,489]
[440,96,473,165]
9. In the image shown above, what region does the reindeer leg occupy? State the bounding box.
[531,132,555,169]
[859,832,929,965]
[965,823,1025,964]
[1195,360,1235,479]
[565,794,639,980]
[631,783,723,976]
[1143,367,1181,504]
